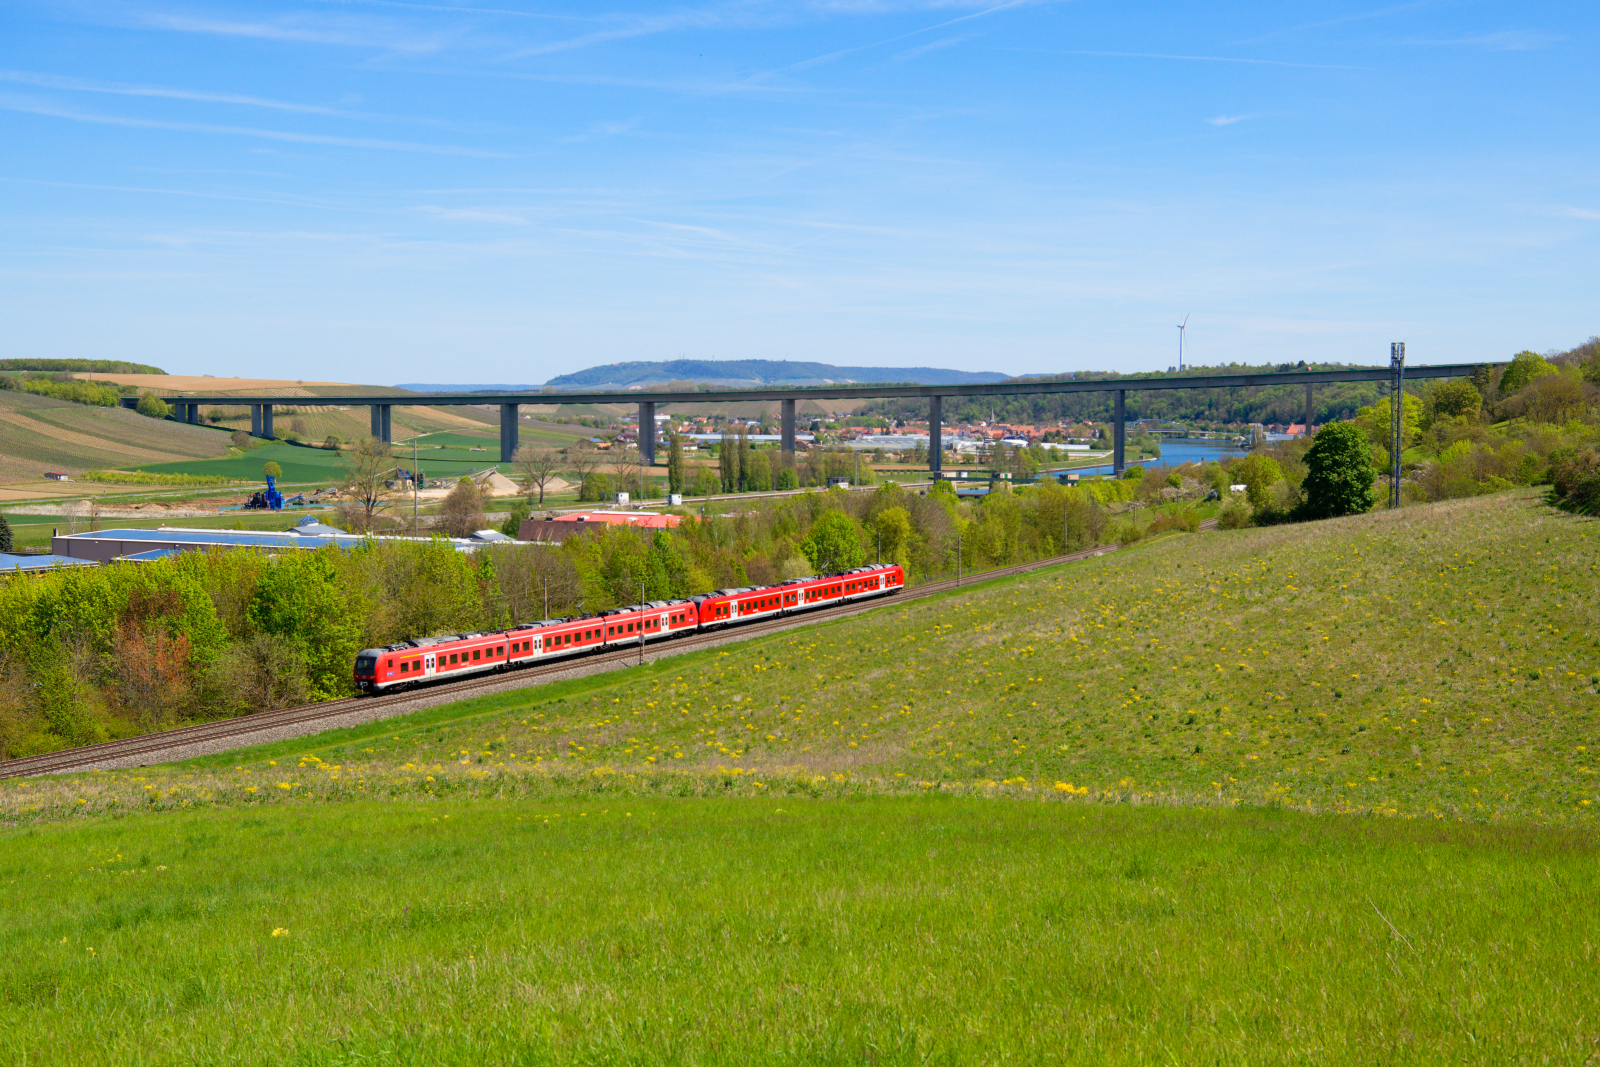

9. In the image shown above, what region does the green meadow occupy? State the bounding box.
[3,797,1596,1066]
[3,489,1598,1064]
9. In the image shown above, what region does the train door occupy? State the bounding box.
[424,652,436,677]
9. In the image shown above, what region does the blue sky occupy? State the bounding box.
[2,1,1596,383]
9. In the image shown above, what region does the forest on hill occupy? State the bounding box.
[0,359,165,375]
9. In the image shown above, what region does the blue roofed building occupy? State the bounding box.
[0,553,101,574]
[50,515,538,564]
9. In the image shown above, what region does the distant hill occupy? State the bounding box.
[536,360,1011,392]
[395,384,543,393]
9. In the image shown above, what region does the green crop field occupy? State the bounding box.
[4,489,1597,1064]
[130,434,534,486]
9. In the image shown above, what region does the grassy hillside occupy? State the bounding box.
[8,489,1597,828]
[0,390,228,482]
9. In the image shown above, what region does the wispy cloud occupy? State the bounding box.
[498,9,732,60]
[1407,30,1563,51]
[1563,207,1600,222]
[135,11,454,55]
[1239,1,1440,43]
[307,0,588,21]
[1031,49,1356,70]
[892,34,975,63]
[414,205,527,224]
[787,0,1028,73]
[0,70,364,118]
[1205,114,1249,126]
[562,119,637,142]
[0,94,503,156]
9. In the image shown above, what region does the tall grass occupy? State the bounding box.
[1,797,1596,1065]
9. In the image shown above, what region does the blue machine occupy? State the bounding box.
[247,475,285,511]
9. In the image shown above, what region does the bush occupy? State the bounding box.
[135,393,170,419]
[1148,508,1200,534]
[262,462,282,480]
[0,376,121,406]
[579,473,614,502]
[82,471,245,487]
[1550,448,1600,516]
[0,515,11,553]
[1218,499,1252,529]
[501,504,531,538]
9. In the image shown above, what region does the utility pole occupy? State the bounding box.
[956,534,961,587]
[877,528,881,564]
[412,436,419,534]
[639,579,646,666]
[542,577,548,621]
[1389,342,1405,509]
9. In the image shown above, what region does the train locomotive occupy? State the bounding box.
[353,562,905,693]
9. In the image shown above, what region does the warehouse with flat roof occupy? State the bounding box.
[50,515,531,564]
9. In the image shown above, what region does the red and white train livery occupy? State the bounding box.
[353,563,904,693]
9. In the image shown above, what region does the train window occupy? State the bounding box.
[449,653,458,664]
[497,646,504,656]
[400,661,409,673]
[472,649,480,661]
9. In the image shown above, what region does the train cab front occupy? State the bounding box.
[354,649,383,693]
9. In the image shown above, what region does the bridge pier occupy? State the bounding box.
[369,404,391,445]
[1113,389,1125,475]
[251,404,262,437]
[187,403,201,425]
[261,403,274,441]
[781,398,796,453]
[500,403,519,463]
[638,402,656,465]
[1305,383,1314,435]
[928,395,942,474]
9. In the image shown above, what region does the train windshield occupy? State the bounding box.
[355,656,376,671]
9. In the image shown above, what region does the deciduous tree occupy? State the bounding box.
[338,437,393,532]
[439,477,486,538]
[513,444,560,506]
[799,508,864,573]
[1300,423,1376,519]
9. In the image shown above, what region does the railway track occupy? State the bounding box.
[1,524,1208,779]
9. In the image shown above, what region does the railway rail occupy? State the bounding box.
[0,525,1207,779]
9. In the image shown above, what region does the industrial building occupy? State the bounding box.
[50,515,531,564]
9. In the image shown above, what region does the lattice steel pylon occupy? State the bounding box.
[1389,342,1405,509]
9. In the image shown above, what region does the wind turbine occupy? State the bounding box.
[1176,313,1191,372]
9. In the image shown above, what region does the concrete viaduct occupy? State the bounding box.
[124,360,1490,476]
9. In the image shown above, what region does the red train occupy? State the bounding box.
[353,563,905,693]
